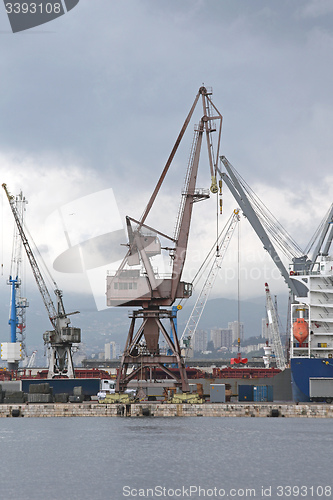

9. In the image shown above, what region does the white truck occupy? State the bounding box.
[97,379,136,399]
[309,378,333,403]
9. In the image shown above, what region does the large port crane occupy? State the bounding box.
[107,86,223,393]
[2,183,81,378]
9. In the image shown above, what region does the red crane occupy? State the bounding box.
[106,87,223,392]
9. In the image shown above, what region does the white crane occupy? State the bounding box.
[180,209,240,354]
[27,350,37,368]
[264,282,287,371]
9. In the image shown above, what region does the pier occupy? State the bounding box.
[1,402,333,418]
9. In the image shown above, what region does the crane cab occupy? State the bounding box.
[106,271,192,307]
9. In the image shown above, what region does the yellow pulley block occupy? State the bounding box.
[177,305,182,310]
[210,176,218,194]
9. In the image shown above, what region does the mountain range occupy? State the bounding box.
[0,284,288,354]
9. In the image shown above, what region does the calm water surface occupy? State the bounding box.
[0,416,332,500]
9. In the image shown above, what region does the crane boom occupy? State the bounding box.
[265,282,286,371]
[180,209,240,348]
[2,183,58,328]
[107,86,223,308]
[218,157,307,297]
[310,203,333,267]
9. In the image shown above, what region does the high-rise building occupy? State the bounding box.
[210,328,233,349]
[211,328,222,349]
[105,341,120,360]
[192,329,208,353]
[262,318,269,339]
[228,321,244,343]
[221,328,233,349]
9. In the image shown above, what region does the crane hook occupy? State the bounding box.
[210,176,218,194]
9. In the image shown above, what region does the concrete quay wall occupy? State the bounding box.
[0,402,333,418]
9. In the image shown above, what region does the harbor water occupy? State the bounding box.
[0,416,332,500]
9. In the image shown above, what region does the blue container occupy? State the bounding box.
[238,385,254,401]
[253,385,273,402]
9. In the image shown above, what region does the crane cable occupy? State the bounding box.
[304,203,333,256]
[237,215,241,353]
[23,220,59,293]
[176,211,235,310]
[1,192,4,276]
[228,164,304,260]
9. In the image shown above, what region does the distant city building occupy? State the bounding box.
[238,343,266,354]
[228,321,244,343]
[262,318,269,339]
[105,341,120,360]
[210,328,233,350]
[193,329,208,353]
[211,329,222,349]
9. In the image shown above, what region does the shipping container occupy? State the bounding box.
[22,378,100,398]
[238,385,253,401]
[309,378,333,402]
[210,384,226,403]
[253,385,273,402]
[238,385,273,402]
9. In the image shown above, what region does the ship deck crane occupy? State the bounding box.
[106,86,223,392]
[2,183,81,378]
[218,156,333,294]
[180,209,240,356]
[264,282,287,370]
[27,350,37,368]
[218,156,309,297]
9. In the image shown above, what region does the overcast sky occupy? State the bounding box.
[1,0,333,314]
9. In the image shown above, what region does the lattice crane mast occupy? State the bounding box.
[180,209,240,354]
[264,282,287,370]
[10,191,29,361]
[2,183,81,378]
[1,190,29,370]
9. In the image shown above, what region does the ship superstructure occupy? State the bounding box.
[218,157,333,402]
[289,255,333,401]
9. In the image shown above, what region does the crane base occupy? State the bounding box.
[116,308,189,393]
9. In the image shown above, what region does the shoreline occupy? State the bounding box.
[1,402,333,418]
